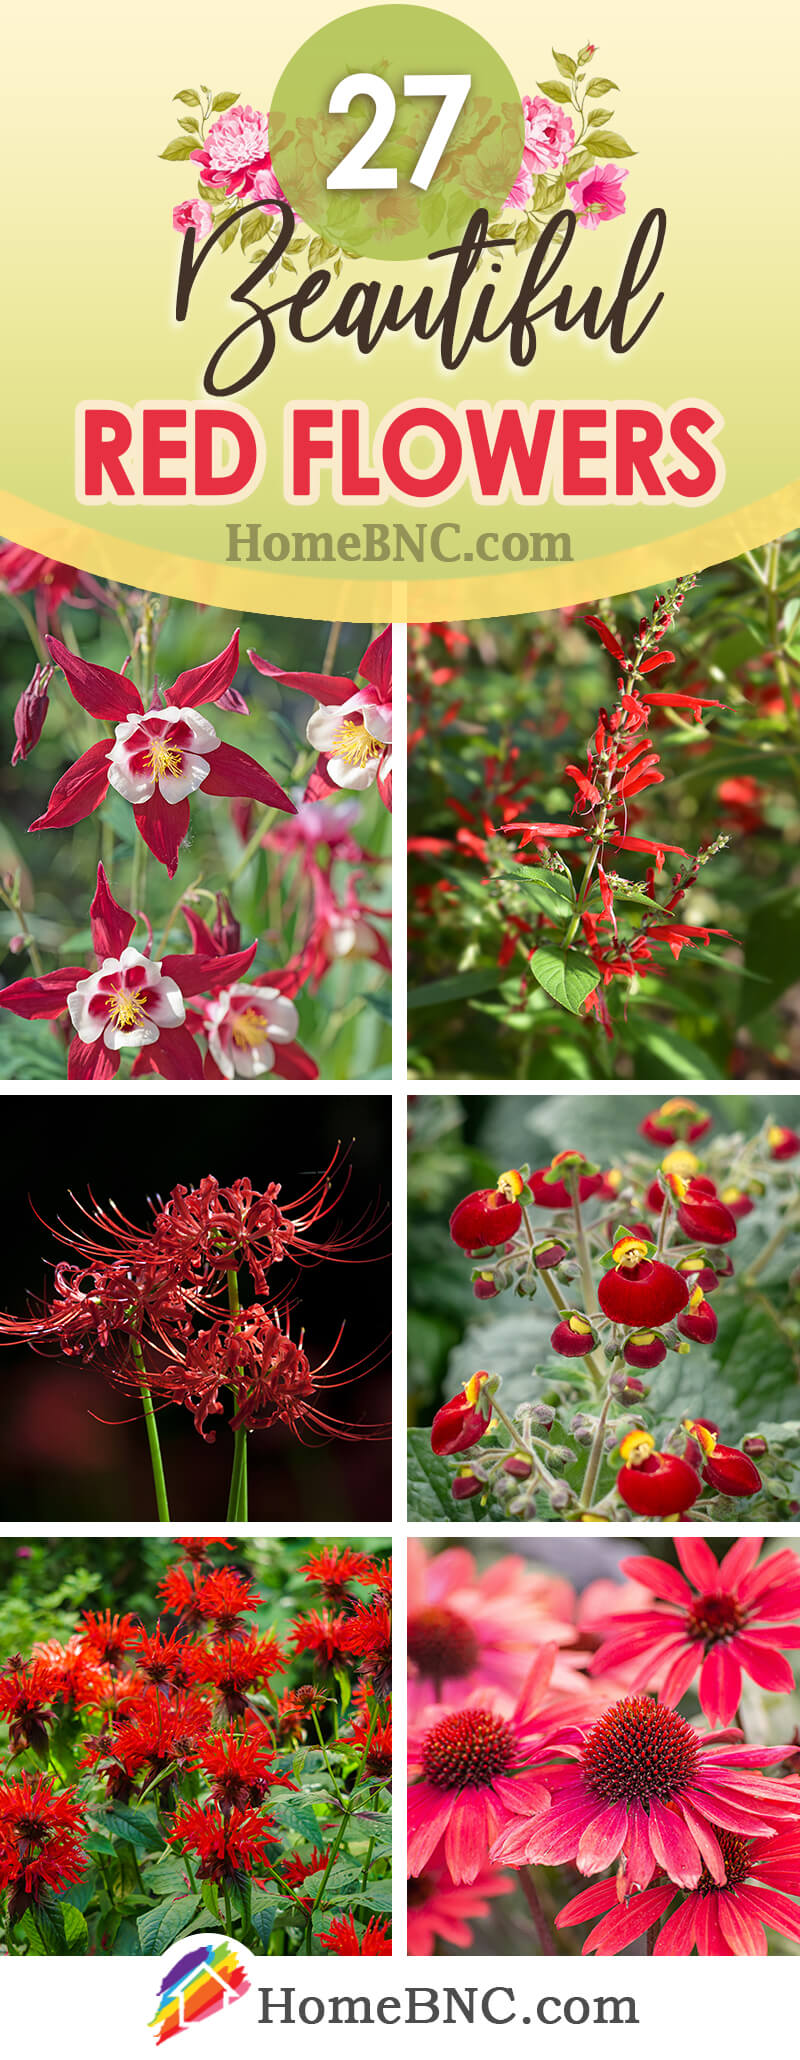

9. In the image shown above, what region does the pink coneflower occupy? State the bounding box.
[490,1691,800,1889]
[589,1538,800,1727]
[408,1860,515,1954]
[408,1647,565,1885]
[556,1827,800,1955]
[407,1542,580,1714]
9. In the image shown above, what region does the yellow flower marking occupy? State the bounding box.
[611,1233,649,1270]
[106,987,148,1033]
[232,1007,269,1050]
[147,741,184,782]
[497,1168,524,1199]
[661,1147,698,1180]
[333,720,382,769]
[619,1429,655,1466]
[683,1417,716,1456]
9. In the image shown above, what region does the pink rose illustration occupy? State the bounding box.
[173,198,214,240]
[522,94,575,173]
[191,104,286,204]
[504,158,534,211]
[567,163,628,228]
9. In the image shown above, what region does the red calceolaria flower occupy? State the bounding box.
[317,1913,392,1955]
[622,1330,667,1370]
[168,1800,279,1882]
[431,1373,492,1457]
[671,1176,738,1246]
[0,862,258,1079]
[640,1100,712,1147]
[676,1287,718,1344]
[0,1771,88,1917]
[767,1124,800,1161]
[550,1314,599,1358]
[449,1173,524,1251]
[529,1152,605,1208]
[616,1432,701,1518]
[597,1233,689,1328]
[589,1538,800,1726]
[491,1690,800,1887]
[684,1421,763,1500]
[557,1826,800,1956]
[33,631,295,878]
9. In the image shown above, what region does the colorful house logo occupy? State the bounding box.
[150,1940,251,2044]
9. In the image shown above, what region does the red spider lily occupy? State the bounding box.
[0,1657,61,1757]
[31,631,294,878]
[317,1913,392,1955]
[589,1538,800,1726]
[168,1799,279,1883]
[196,1725,294,1813]
[147,1154,383,1286]
[249,628,392,810]
[557,1827,800,1955]
[0,1772,88,1917]
[0,863,258,1079]
[298,1544,374,1594]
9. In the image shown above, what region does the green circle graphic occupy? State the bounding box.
[270,4,524,262]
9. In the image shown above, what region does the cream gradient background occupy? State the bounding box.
[1,0,799,618]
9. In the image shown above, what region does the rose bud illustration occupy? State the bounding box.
[597,1232,689,1328]
[430,1372,492,1457]
[529,1150,604,1208]
[671,1175,738,1245]
[767,1124,800,1161]
[550,1313,599,1357]
[622,1329,667,1370]
[676,1286,718,1344]
[616,1430,701,1518]
[449,1170,524,1250]
[639,1098,711,1146]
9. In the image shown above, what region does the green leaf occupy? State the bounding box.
[586,77,619,95]
[334,1666,351,1717]
[270,1795,321,1847]
[19,1897,88,1955]
[589,131,636,158]
[159,136,197,161]
[407,1429,500,1522]
[407,967,502,1010]
[586,108,613,127]
[241,211,269,250]
[529,947,598,1015]
[357,1879,393,1913]
[174,88,202,107]
[0,1017,67,1079]
[497,866,575,912]
[536,79,573,103]
[251,1906,275,1948]
[177,117,201,135]
[552,48,577,77]
[101,1804,164,1852]
[218,219,240,253]
[137,1893,199,1956]
[629,1024,719,1078]
[741,886,800,1023]
[211,91,240,112]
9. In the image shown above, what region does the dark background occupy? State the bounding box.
[0,1095,391,1522]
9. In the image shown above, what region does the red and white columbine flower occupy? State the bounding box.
[32,631,294,878]
[0,864,258,1080]
[249,629,392,810]
[177,906,318,1082]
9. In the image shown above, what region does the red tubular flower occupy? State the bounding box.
[33,631,294,878]
[79,1609,140,1671]
[0,1771,88,1917]
[768,1124,800,1161]
[677,1288,718,1344]
[529,1152,604,1209]
[431,1374,492,1456]
[168,1800,278,1882]
[97,1687,210,1799]
[12,663,52,765]
[449,1183,523,1250]
[673,1178,738,1246]
[290,1608,354,1672]
[550,1314,599,1357]
[194,1567,261,1639]
[598,1234,689,1328]
[132,1626,192,1691]
[640,1100,711,1146]
[622,1330,667,1370]
[197,1725,292,1813]
[0,863,258,1079]
[188,1634,286,1716]
[318,1913,392,1955]
[616,1434,701,1518]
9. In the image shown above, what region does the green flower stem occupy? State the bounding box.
[311,1702,380,1915]
[224,1883,235,1939]
[488,1394,560,1494]
[571,1191,601,1321]
[311,1709,347,1807]
[578,1360,623,1513]
[519,1867,556,1955]
[225,1269,248,1521]
[227,805,281,887]
[130,1340,170,1521]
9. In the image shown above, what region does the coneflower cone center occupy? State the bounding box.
[686,1592,745,1645]
[407,1606,480,1679]
[698,1829,751,1894]
[582,1696,699,1804]
[422,1707,516,1789]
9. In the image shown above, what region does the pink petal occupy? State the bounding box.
[67,1036,120,1080]
[699,1643,742,1727]
[359,626,391,696]
[576,1802,628,1873]
[200,739,295,811]
[513,1641,557,1722]
[167,629,240,708]
[89,863,135,961]
[647,1800,702,1886]
[556,1880,618,1929]
[718,1537,763,1589]
[745,1886,800,1943]
[620,1555,694,1605]
[29,740,111,831]
[133,790,190,878]
[583,1885,675,1957]
[730,1636,795,1694]
[693,1893,733,1955]
[0,967,87,1021]
[407,1786,454,1875]
[678,1801,725,1882]
[659,1644,703,1709]
[623,1801,656,1890]
[377,756,392,811]
[248,648,356,706]
[653,1899,699,1955]
[716,1891,767,1956]
[675,1538,722,1591]
[45,635,142,720]
[178,907,218,956]
[444,1789,489,1884]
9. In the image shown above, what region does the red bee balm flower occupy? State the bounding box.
[616,1433,700,1518]
[33,631,294,878]
[431,1373,492,1456]
[491,1691,800,1888]
[168,1800,278,1882]
[449,1174,524,1250]
[317,1914,392,1955]
[598,1235,689,1327]
[0,864,258,1080]
[0,1772,88,1916]
[589,1537,800,1727]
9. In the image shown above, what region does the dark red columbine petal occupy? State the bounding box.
[377,757,392,812]
[303,763,339,803]
[584,616,626,661]
[165,630,240,708]
[67,1038,121,1081]
[133,790,191,878]
[179,906,219,957]
[247,649,356,707]
[45,637,143,721]
[89,863,136,962]
[0,966,88,1020]
[161,942,258,999]
[272,1045,319,1079]
[131,1025,203,1079]
[29,739,112,831]
[358,627,391,696]
[200,741,295,813]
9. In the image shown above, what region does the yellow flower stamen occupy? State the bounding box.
[105,987,148,1032]
[688,1285,704,1312]
[497,1168,524,1200]
[611,1234,649,1271]
[619,1429,655,1466]
[147,741,184,781]
[232,1007,269,1050]
[464,1371,488,1406]
[333,720,382,770]
[567,1314,594,1335]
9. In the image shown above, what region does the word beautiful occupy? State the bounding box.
[76,399,723,508]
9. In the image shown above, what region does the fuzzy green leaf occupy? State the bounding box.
[529,947,598,1015]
